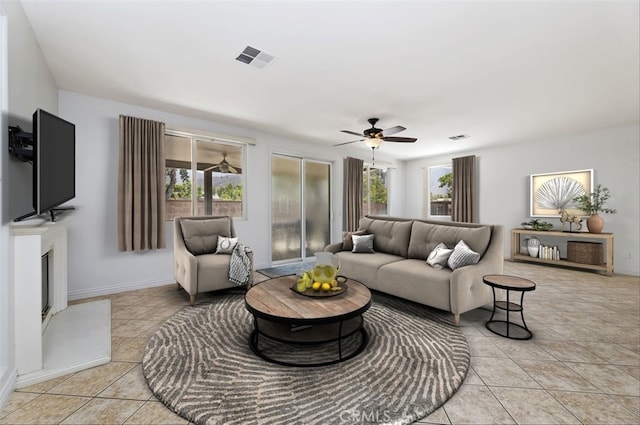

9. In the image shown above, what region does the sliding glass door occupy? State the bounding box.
[271,154,331,263]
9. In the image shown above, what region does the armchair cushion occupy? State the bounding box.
[180,218,231,255]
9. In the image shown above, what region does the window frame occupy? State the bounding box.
[164,129,248,220]
[363,163,389,216]
[425,164,453,219]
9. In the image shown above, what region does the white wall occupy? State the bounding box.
[404,123,640,276]
[2,0,58,220]
[0,0,59,410]
[58,91,404,299]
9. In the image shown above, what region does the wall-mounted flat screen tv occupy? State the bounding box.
[31,109,76,219]
[8,109,76,221]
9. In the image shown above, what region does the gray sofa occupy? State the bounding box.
[325,216,504,326]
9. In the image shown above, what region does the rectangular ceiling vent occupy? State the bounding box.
[449,134,470,141]
[236,46,276,69]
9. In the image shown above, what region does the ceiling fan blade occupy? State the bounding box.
[229,165,242,174]
[382,126,406,136]
[340,130,364,137]
[334,139,364,146]
[381,136,417,143]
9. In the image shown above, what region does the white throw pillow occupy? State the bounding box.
[216,236,238,254]
[426,242,453,269]
[352,234,375,253]
[447,240,481,270]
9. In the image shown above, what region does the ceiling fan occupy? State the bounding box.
[335,118,417,164]
[335,117,417,148]
[204,153,242,174]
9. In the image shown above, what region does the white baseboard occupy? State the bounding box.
[0,367,17,414]
[67,276,175,301]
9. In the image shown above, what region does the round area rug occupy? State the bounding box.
[142,290,469,425]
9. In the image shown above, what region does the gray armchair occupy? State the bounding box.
[174,216,253,305]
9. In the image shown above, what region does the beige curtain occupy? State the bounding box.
[118,115,166,251]
[343,157,364,231]
[451,155,477,223]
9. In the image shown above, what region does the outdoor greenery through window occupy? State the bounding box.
[363,165,388,216]
[165,132,245,220]
[426,164,452,217]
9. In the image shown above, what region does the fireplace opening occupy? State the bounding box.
[42,251,51,320]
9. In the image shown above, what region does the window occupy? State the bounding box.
[363,165,388,216]
[425,164,452,217]
[165,131,246,220]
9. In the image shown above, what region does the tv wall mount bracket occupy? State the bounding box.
[8,125,34,162]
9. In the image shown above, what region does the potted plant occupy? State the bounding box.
[572,184,616,233]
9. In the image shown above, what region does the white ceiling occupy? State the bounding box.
[20,0,640,161]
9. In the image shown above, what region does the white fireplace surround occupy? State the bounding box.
[11,217,110,388]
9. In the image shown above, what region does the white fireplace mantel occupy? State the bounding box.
[11,217,110,388]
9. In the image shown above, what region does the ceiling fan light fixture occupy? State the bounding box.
[364,138,382,149]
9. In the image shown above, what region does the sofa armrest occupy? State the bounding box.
[325,242,343,253]
[449,225,504,315]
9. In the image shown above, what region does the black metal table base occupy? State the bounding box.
[485,320,532,340]
[486,287,533,340]
[248,317,369,367]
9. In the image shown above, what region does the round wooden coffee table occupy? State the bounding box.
[244,275,371,367]
[483,274,536,340]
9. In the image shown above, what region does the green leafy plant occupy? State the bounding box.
[572,184,617,215]
[521,219,553,231]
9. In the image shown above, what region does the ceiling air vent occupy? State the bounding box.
[449,134,470,141]
[235,46,276,69]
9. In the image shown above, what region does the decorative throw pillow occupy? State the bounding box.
[216,236,238,254]
[342,230,366,251]
[447,240,481,270]
[352,234,375,253]
[426,242,453,269]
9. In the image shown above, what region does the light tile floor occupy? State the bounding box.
[1,262,638,424]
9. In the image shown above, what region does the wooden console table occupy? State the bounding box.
[511,229,614,276]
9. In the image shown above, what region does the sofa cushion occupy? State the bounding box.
[407,221,491,260]
[180,218,231,255]
[426,242,453,269]
[377,259,452,311]
[358,217,412,257]
[334,251,405,290]
[447,240,481,270]
[342,230,366,251]
[352,234,375,253]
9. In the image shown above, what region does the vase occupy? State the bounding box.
[586,213,605,233]
[527,237,541,257]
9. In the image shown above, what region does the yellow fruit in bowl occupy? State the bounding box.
[330,279,338,288]
[296,281,307,293]
[321,282,331,292]
[312,282,321,291]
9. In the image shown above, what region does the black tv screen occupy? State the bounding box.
[33,109,76,215]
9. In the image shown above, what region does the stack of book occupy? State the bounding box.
[538,245,560,260]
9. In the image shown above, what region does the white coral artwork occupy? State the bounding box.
[536,177,586,210]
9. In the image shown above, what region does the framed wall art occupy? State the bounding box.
[530,169,593,218]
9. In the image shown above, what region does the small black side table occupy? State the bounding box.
[483,274,536,340]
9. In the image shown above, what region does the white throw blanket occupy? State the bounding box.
[229,244,252,286]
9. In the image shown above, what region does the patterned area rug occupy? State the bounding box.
[142,289,469,425]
